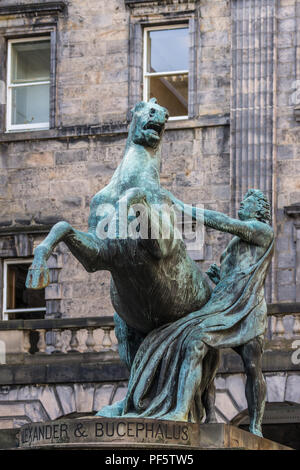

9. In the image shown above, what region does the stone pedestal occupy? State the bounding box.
[12,418,292,450]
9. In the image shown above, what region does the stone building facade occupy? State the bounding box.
[0,0,299,449]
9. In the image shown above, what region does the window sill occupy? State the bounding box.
[165,113,230,130]
[0,128,61,142]
[0,114,230,143]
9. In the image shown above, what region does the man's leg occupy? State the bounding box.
[201,348,220,423]
[233,336,266,437]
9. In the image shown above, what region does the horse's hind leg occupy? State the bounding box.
[96,312,146,417]
[26,221,103,289]
[114,312,146,371]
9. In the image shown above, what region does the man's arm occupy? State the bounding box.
[165,190,274,247]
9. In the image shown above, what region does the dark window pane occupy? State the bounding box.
[7,263,45,311]
[11,40,50,83]
[148,28,189,73]
[149,74,188,117]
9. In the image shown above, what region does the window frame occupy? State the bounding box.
[6,36,51,132]
[2,258,46,321]
[143,24,189,121]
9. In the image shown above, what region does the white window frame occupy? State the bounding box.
[2,258,46,321]
[143,24,189,121]
[6,36,51,132]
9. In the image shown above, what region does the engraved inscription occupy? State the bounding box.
[18,418,191,448]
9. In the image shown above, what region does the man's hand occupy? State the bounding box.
[206,263,220,285]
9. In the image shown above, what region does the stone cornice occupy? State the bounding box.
[0,2,66,17]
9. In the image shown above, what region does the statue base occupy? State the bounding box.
[14,417,291,450]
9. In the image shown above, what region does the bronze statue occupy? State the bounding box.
[26,99,274,437]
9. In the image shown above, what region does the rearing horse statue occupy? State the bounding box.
[26,98,216,420]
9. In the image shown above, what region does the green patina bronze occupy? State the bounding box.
[26,99,274,438]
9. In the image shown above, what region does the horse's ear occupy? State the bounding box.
[149,97,157,104]
[131,101,146,115]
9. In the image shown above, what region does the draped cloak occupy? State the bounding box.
[121,238,274,419]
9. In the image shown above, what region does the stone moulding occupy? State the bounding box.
[0,2,67,17]
[124,0,195,6]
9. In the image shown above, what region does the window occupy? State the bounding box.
[6,37,51,132]
[143,25,189,120]
[2,259,46,320]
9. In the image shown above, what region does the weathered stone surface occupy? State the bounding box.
[266,374,287,402]
[285,375,300,403]
[215,391,240,421]
[74,384,95,413]
[56,385,76,415]
[93,384,115,412]
[0,428,19,450]
[112,385,128,403]
[225,375,247,411]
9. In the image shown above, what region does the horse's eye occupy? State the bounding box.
[150,108,156,115]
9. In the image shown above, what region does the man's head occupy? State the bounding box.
[238,189,271,224]
[129,98,169,149]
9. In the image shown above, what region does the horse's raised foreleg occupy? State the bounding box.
[26,221,103,289]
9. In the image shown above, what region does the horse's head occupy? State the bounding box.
[129,98,169,149]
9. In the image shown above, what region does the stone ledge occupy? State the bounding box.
[219,350,300,375]
[0,361,129,386]
[125,0,194,6]
[0,2,67,17]
[0,115,230,143]
[0,225,52,236]
[0,349,299,386]
[267,302,300,314]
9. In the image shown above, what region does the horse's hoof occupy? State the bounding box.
[26,266,50,289]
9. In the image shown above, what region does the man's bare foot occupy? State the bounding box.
[249,425,263,438]
[205,412,217,424]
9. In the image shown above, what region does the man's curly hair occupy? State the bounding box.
[243,189,271,224]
